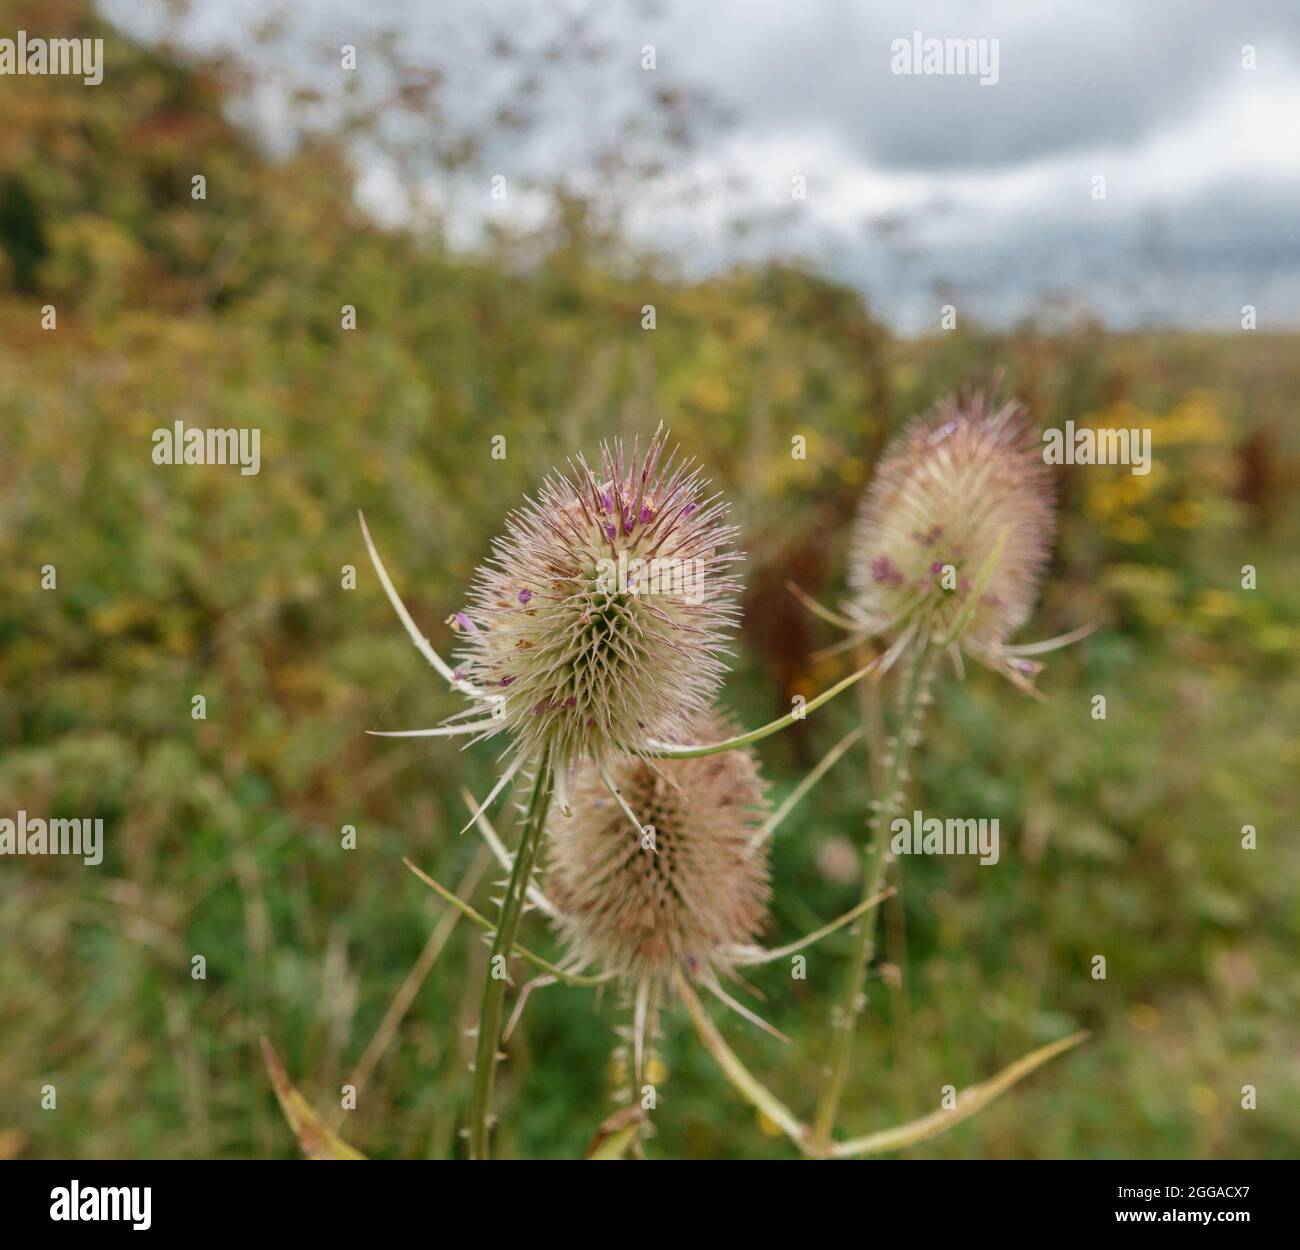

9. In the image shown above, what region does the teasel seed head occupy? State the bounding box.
[543,712,771,989]
[848,389,1056,684]
[454,429,743,771]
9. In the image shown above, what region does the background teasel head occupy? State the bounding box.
[846,389,1078,691]
[453,428,743,769]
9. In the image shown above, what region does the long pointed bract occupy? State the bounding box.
[645,656,884,759]
[727,888,895,966]
[358,510,489,702]
[832,1031,1088,1157]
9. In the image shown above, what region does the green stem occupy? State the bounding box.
[812,641,935,1148]
[466,750,553,1159]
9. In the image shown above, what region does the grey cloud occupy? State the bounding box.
[658,0,1300,170]
[103,0,1300,329]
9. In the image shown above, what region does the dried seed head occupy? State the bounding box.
[454,430,742,769]
[544,713,771,987]
[849,390,1055,666]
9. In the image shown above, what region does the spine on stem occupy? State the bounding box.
[812,642,936,1148]
[466,750,553,1159]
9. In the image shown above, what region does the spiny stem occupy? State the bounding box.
[812,640,936,1148]
[466,749,553,1159]
[856,643,888,795]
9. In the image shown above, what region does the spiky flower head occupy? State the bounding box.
[544,712,771,989]
[848,389,1055,686]
[454,429,743,770]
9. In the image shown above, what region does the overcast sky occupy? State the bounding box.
[104,0,1300,333]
